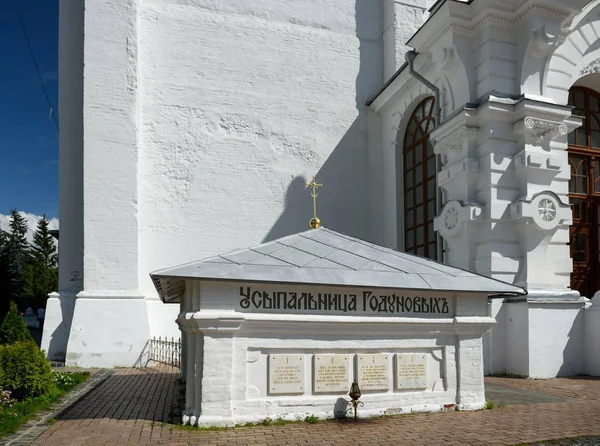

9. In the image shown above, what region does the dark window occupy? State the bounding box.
[403,97,437,259]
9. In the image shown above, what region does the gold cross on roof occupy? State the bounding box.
[306,176,322,229]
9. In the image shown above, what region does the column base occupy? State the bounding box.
[40,292,77,362]
[505,290,587,378]
[65,292,151,367]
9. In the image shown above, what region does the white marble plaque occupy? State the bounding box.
[357,354,389,391]
[314,354,349,393]
[269,354,304,394]
[396,354,427,390]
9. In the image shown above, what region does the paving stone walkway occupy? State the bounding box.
[26,368,600,446]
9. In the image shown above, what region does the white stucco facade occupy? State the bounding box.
[45,0,600,374]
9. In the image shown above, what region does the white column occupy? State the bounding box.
[64,0,150,368]
[456,335,485,410]
[183,330,196,425]
[42,0,85,362]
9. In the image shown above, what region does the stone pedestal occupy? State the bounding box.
[41,292,77,361]
[65,292,151,367]
[505,291,586,378]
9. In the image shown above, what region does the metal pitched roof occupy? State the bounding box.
[150,227,526,302]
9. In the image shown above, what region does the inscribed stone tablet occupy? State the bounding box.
[314,354,349,393]
[396,354,427,390]
[357,354,389,391]
[269,355,304,394]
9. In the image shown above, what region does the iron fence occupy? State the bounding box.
[148,336,181,368]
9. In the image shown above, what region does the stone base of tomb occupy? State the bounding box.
[178,306,493,426]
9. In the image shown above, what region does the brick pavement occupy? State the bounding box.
[31,368,600,446]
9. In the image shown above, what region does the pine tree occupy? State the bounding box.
[0,211,32,307]
[0,230,9,317]
[31,215,57,269]
[21,215,58,305]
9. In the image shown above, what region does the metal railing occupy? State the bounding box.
[145,336,181,368]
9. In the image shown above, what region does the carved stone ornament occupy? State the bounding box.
[434,200,482,238]
[434,126,478,155]
[510,192,569,231]
[538,198,557,223]
[444,207,459,230]
[513,117,568,145]
[435,46,458,74]
[581,58,600,77]
[530,24,567,58]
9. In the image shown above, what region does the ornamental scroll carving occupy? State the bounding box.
[581,58,600,77]
[530,24,567,58]
[513,117,568,145]
[434,126,478,154]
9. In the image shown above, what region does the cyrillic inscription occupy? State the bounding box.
[269,355,304,394]
[396,354,427,390]
[239,287,450,315]
[358,354,389,391]
[314,354,349,393]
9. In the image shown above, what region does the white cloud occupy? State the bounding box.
[0,212,59,244]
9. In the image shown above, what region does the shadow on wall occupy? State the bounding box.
[558,309,585,377]
[262,116,368,242]
[263,0,381,243]
[46,297,75,362]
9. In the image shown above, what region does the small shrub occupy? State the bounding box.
[304,414,319,424]
[261,417,272,426]
[0,302,34,345]
[0,342,53,400]
[52,371,76,390]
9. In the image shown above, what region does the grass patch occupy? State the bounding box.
[0,372,89,438]
[174,414,318,432]
[304,414,319,424]
[483,400,504,410]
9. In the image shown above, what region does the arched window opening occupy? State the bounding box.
[403,96,437,259]
[568,87,600,297]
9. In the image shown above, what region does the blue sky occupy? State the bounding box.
[0,0,58,219]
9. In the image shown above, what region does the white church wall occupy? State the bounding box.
[57,0,84,294]
[527,301,585,378]
[136,0,382,297]
[82,0,142,293]
[382,0,430,79]
[505,301,529,377]
[482,299,508,376]
[585,292,600,376]
[146,300,180,339]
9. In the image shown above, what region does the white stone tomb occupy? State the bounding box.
[150,228,525,426]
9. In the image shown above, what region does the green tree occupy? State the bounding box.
[31,215,57,269]
[0,211,31,308]
[0,229,9,317]
[22,216,58,303]
[0,301,34,345]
